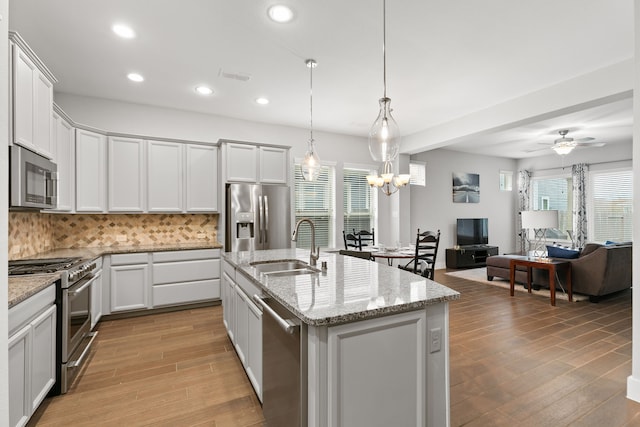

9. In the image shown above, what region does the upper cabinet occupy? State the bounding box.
[108,136,145,212]
[76,129,107,212]
[147,140,184,212]
[51,108,75,212]
[224,142,289,184]
[185,144,218,212]
[10,32,57,160]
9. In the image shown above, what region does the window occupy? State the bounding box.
[499,170,513,191]
[294,163,335,249]
[410,161,426,186]
[343,167,377,235]
[590,169,633,242]
[531,175,572,240]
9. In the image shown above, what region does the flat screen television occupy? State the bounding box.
[457,218,488,246]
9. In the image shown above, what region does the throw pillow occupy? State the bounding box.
[546,245,580,259]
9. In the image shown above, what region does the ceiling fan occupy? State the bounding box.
[545,129,606,155]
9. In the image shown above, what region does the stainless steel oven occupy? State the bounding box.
[9,144,57,210]
[9,256,99,394]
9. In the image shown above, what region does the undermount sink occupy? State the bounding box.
[250,259,320,276]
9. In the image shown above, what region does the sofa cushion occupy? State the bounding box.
[580,243,603,256]
[546,245,580,259]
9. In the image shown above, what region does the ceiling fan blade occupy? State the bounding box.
[575,137,595,142]
[576,141,606,147]
[524,146,553,153]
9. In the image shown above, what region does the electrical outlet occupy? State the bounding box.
[430,328,442,353]
[197,233,207,239]
[116,235,128,242]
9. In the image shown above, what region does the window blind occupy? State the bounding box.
[294,164,335,249]
[410,162,426,186]
[590,169,632,242]
[343,168,376,235]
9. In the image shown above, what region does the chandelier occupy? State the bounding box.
[301,59,320,181]
[367,161,410,196]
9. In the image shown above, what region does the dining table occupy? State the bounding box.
[366,246,417,266]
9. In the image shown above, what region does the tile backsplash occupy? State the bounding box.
[9,212,218,260]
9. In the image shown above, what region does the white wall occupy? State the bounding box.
[1,0,10,423]
[409,149,518,268]
[517,140,632,172]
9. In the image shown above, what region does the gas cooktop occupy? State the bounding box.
[8,257,83,275]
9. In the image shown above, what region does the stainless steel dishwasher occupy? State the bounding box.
[253,295,307,427]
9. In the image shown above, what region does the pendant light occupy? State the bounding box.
[368,0,400,163]
[301,59,320,181]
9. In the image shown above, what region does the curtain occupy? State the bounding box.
[571,163,588,249]
[517,170,531,253]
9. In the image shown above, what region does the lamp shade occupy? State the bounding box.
[521,210,559,229]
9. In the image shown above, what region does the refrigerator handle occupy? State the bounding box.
[264,195,269,245]
[258,195,264,244]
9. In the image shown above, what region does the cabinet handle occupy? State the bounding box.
[252,295,297,334]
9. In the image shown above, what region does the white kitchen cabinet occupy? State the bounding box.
[185,144,218,212]
[51,109,75,211]
[147,140,183,212]
[76,129,107,212]
[246,296,263,400]
[151,249,221,307]
[222,270,236,344]
[234,286,250,366]
[108,136,145,212]
[225,143,257,182]
[259,146,288,184]
[91,268,104,330]
[110,253,150,313]
[10,33,57,160]
[8,285,56,427]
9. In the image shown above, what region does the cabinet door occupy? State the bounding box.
[9,324,30,427]
[185,144,218,212]
[222,271,235,340]
[52,112,75,211]
[76,129,107,212]
[148,140,183,212]
[247,299,263,401]
[12,44,36,154]
[34,73,53,159]
[91,271,103,329]
[108,136,145,212]
[30,305,56,414]
[259,146,288,184]
[225,143,257,182]
[234,286,249,366]
[110,264,149,312]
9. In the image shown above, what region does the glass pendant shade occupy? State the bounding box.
[369,97,401,163]
[301,139,320,181]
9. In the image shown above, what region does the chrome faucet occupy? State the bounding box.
[292,218,320,266]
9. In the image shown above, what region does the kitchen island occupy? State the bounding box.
[223,248,460,427]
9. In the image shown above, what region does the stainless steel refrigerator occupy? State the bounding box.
[226,183,292,251]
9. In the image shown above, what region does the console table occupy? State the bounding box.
[445,245,498,268]
[509,257,572,306]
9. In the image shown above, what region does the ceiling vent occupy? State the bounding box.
[218,68,251,82]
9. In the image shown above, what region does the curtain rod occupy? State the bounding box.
[527,158,632,173]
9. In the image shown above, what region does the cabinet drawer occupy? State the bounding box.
[152,279,221,307]
[111,252,148,266]
[235,271,262,300]
[152,248,220,263]
[153,259,220,284]
[222,259,236,281]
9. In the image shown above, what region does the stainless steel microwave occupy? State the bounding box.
[10,145,57,210]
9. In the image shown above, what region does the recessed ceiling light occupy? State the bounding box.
[255,97,270,105]
[195,86,214,96]
[112,23,136,39]
[267,5,294,23]
[127,73,144,82]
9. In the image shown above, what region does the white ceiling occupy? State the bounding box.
[8,0,634,158]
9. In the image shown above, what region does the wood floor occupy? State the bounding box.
[28,270,640,426]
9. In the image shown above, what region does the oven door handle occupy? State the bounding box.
[68,275,95,297]
[68,332,98,368]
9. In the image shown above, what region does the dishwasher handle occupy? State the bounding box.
[253,295,298,335]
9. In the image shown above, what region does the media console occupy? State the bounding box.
[446,245,499,268]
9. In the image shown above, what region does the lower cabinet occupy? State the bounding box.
[222,260,262,401]
[90,268,103,330]
[110,253,150,313]
[9,286,57,427]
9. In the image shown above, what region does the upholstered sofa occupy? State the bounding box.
[486,243,632,302]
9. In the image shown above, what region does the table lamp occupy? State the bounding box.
[521,210,559,257]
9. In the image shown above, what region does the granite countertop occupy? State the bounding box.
[8,242,223,308]
[223,249,460,326]
[9,273,62,308]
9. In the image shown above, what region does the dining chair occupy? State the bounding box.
[398,229,441,280]
[339,249,373,260]
[354,228,375,248]
[343,231,362,250]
